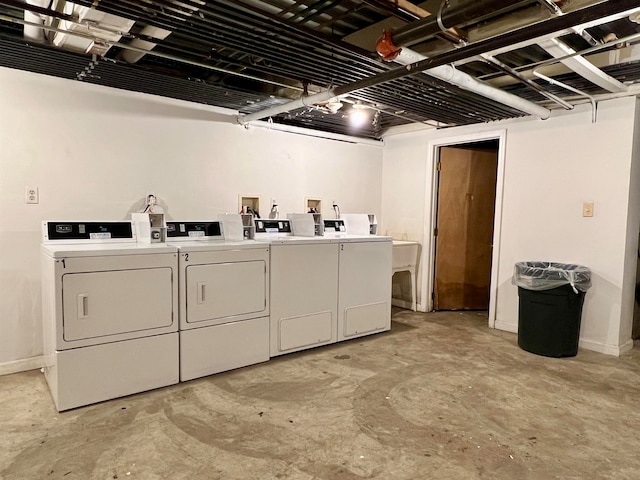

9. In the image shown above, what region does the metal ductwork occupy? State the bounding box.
[241,0,554,124]
[239,0,640,125]
[4,0,640,139]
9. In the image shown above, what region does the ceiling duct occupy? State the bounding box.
[239,0,640,125]
[23,0,47,43]
[118,0,205,64]
[52,4,134,56]
[119,25,172,64]
[22,0,135,57]
[241,0,551,124]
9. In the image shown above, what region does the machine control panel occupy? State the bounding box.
[254,219,292,234]
[323,219,346,233]
[44,222,134,241]
[166,222,222,239]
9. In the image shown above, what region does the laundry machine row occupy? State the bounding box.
[41,220,271,411]
[255,218,392,358]
[41,217,391,411]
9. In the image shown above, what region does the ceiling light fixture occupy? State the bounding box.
[349,104,370,128]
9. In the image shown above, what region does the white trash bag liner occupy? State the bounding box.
[513,261,591,294]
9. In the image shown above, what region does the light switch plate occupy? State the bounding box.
[583,202,594,217]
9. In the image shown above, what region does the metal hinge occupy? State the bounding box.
[433,228,438,237]
[436,161,441,171]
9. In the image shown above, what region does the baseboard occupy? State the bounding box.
[392,298,413,310]
[493,320,518,333]
[578,338,634,357]
[0,356,44,376]
[493,321,634,357]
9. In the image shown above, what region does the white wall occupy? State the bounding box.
[381,97,639,355]
[621,99,640,345]
[0,67,384,372]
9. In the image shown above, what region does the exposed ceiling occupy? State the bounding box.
[1,0,640,140]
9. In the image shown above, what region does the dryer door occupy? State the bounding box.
[62,267,174,343]
[185,260,267,326]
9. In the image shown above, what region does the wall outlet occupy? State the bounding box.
[583,202,594,217]
[25,186,39,204]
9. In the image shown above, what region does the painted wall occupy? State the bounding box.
[381,97,639,355]
[0,67,384,372]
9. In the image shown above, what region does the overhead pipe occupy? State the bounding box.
[377,41,550,119]
[536,0,563,16]
[533,70,598,123]
[249,120,384,146]
[480,54,574,110]
[374,0,553,118]
[24,0,50,43]
[521,30,640,75]
[80,0,384,88]
[1,13,305,93]
[534,0,628,93]
[390,0,538,48]
[528,29,640,123]
[238,0,640,125]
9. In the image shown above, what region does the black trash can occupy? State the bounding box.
[513,262,591,357]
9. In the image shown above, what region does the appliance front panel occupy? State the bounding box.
[269,243,339,356]
[338,240,392,341]
[62,267,174,343]
[180,317,269,381]
[185,260,267,325]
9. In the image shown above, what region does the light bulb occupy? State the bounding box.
[350,108,369,128]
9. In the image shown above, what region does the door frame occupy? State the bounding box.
[421,129,506,327]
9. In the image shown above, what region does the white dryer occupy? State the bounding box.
[166,221,270,381]
[41,221,179,411]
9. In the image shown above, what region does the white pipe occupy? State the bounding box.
[240,44,550,125]
[533,70,597,123]
[120,25,171,64]
[24,0,49,43]
[394,48,550,120]
[242,119,384,146]
[240,90,336,124]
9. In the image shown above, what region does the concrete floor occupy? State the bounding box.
[2,308,640,480]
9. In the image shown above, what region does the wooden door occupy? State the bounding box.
[434,145,498,310]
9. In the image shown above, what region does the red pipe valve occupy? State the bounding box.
[376,30,401,61]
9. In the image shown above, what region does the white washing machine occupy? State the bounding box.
[41,221,179,411]
[166,221,270,381]
[268,236,340,356]
[254,219,338,356]
[336,235,392,341]
[324,218,393,341]
[257,217,392,355]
